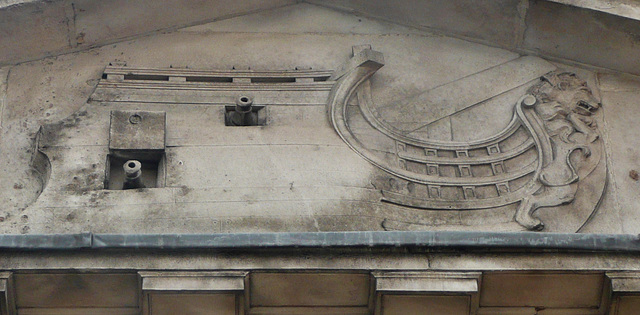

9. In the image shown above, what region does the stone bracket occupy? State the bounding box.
[373,271,481,315]
[139,271,247,292]
[373,271,481,293]
[139,271,247,315]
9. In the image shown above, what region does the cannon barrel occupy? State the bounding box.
[123,160,145,189]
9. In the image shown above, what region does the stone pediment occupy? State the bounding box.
[12,45,605,234]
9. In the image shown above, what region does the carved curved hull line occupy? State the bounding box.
[332,87,533,186]
[381,180,541,210]
[398,137,535,165]
[335,81,545,185]
[329,58,605,231]
[327,48,588,217]
[376,97,548,209]
[357,81,523,150]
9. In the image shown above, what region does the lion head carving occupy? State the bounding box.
[528,72,601,143]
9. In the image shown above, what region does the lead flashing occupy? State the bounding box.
[0,231,637,252]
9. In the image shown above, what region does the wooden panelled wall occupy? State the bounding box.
[0,271,639,315]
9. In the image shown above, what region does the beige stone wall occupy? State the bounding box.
[0,0,295,65]
[310,0,640,76]
[0,3,639,234]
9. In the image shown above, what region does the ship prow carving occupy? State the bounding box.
[329,46,606,231]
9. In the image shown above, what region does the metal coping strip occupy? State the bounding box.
[0,231,637,252]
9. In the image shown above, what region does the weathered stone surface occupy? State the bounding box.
[4,3,640,315]
[0,0,295,65]
[307,0,525,47]
[181,2,425,36]
[0,0,71,64]
[374,56,555,133]
[72,0,295,47]
[524,1,640,75]
[0,2,636,236]
[548,0,640,21]
[596,74,640,234]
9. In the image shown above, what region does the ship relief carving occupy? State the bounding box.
[328,46,606,232]
[514,72,601,230]
[18,45,605,234]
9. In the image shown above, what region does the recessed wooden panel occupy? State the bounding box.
[615,296,640,315]
[480,273,604,308]
[478,307,536,315]
[14,274,139,308]
[250,273,370,307]
[248,306,368,315]
[382,295,469,315]
[18,307,139,315]
[0,272,13,315]
[149,293,236,315]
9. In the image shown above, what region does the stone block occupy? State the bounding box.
[524,1,640,75]
[140,271,246,291]
[109,110,166,151]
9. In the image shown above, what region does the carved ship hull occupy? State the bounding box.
[25,45,604,235]
[328,46,605,230]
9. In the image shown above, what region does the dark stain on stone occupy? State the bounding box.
[65,168,103,193]
[630,170,639,181]
[76,32,85,44]
[38,109,89,147]
[179,186,191,196]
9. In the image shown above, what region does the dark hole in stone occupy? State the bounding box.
[106,155,163,190]
[224,105,266,127]
[123,74,169,81]
[129,114,142,124]
[186,76,233,83]
[251,77,296,83]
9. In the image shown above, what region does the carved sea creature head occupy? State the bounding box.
[530,72,600,116]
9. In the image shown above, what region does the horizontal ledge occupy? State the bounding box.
[0,231,637,252]
[547,0,640,21]
[247,306,369,315]
[104,66,334,78]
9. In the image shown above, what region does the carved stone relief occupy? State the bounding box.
[328,46,606,232]
[15,45,606,234]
